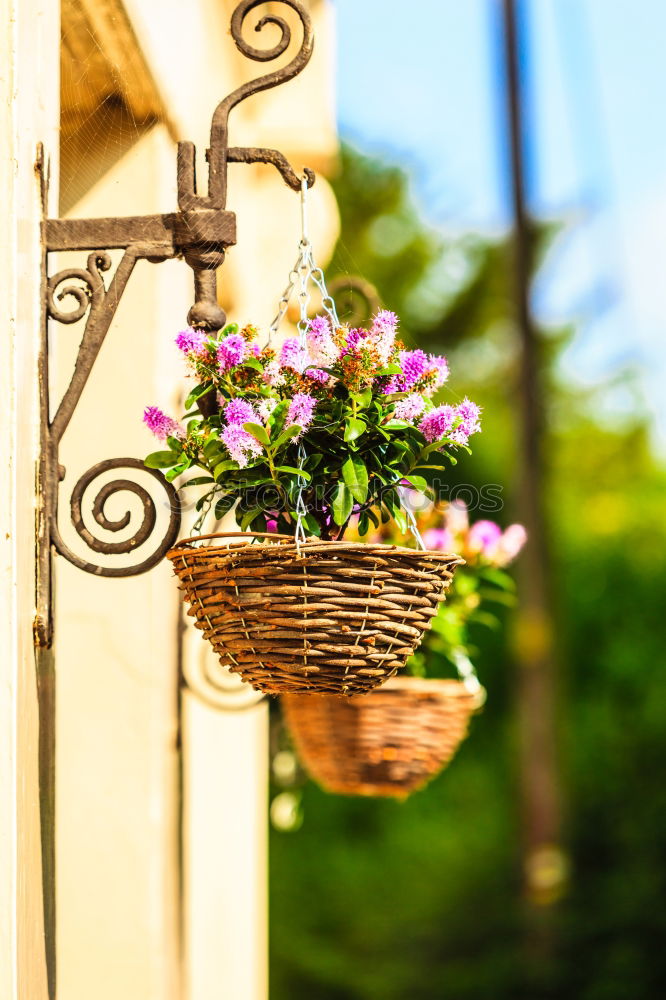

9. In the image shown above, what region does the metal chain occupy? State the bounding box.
[267,176,340,347]
[451,647,485,699]
[404,504,426,551]
[265,175,342,545]
[266,176,421,551]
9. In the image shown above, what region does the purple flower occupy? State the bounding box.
[143,406,184,441]
[223,398,256,425]
[176,327,208,357]
[467,520,503,555]
[221,423,263,468]
[428,354,449,388]
[401,350,430,387]
[345,328,369,352]
[392,392,426,422]
[385,349,430,392]
[217,333,248,371]
[445,501,469,536]
[306,316,338,365]
[418,404,456,443]
[262,360,285,387]
[450,398,482,445]
[370,310,398,363]
[305,367,330,384]
[423,527,454,552]
[493,524,527,567]
[256,398,278,422]
[279,337,308,373]
[286,392,317,436]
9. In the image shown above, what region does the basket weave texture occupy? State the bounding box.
[167,534,463,696]
[282,676,484,797]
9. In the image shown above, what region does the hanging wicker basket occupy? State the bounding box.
[167,533,463,696]
[282,676,485,797]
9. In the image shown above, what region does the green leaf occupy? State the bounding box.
[342,455,369,503]
[243,422,271,448]
[267,399,290,434]
[273,424,302,450]
[213,459,240,479]
[242,358,263,372]
[351,386,373,409]
[203,433,221,456]
[481,568,516,590]
[144,450,180,469]
[276,466,311,480]
[302,513,321,537]
[403,474,429,493]
[184,383,213,410]
[181,476,215,487]
[344,417,367,444]
[165,458,191,482]
[214,493,237,520]
[376,364,401,375]
[393,508,407,533]
[365,507,380,529]
[331,483,354,526]
[240,506,263,531]
[237,476,274,489]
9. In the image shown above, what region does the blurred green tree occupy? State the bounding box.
[270,143,666,1000]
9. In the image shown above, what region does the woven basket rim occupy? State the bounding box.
[167,532,465,566]
[283,675,486,708]
[380,676,484,698]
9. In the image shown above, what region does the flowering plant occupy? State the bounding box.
[349,500,527,675]
[143,311,481,538]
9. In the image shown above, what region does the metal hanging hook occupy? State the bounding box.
[300,173,310,247]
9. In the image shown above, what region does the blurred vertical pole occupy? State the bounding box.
[500,0,566,923]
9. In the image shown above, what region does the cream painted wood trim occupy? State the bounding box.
[0,0,60,997]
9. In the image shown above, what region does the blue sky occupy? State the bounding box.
[334,0,666,450]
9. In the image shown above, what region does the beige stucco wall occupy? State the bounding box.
[51,2,339,1000]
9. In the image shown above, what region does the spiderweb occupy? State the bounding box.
[59,0,161,215]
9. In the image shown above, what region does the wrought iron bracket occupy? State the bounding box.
[35,0,315,648]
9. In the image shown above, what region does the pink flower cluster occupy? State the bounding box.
[143,406,184,442]
[306,315,338,365]
[286,392,317,438]
[216,391,317,465]
[176,327,209,357]
[385,350,449,394]
[224,398,255,425]
[149,308,483,486]
[418,398,481,446]
[423,501,527,568]
[221,423,263,468]
[217,334,248,371]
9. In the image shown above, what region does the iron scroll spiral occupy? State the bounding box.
[182,646,265,711]
[328,275,382,328]
[212,0,314,134]
[46,252,112,323]
[52,458,181,577]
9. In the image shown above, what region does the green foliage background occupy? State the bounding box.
[269,145,666,999]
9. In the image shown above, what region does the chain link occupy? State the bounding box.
[451,647,485,698]
[265,174,420,551]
